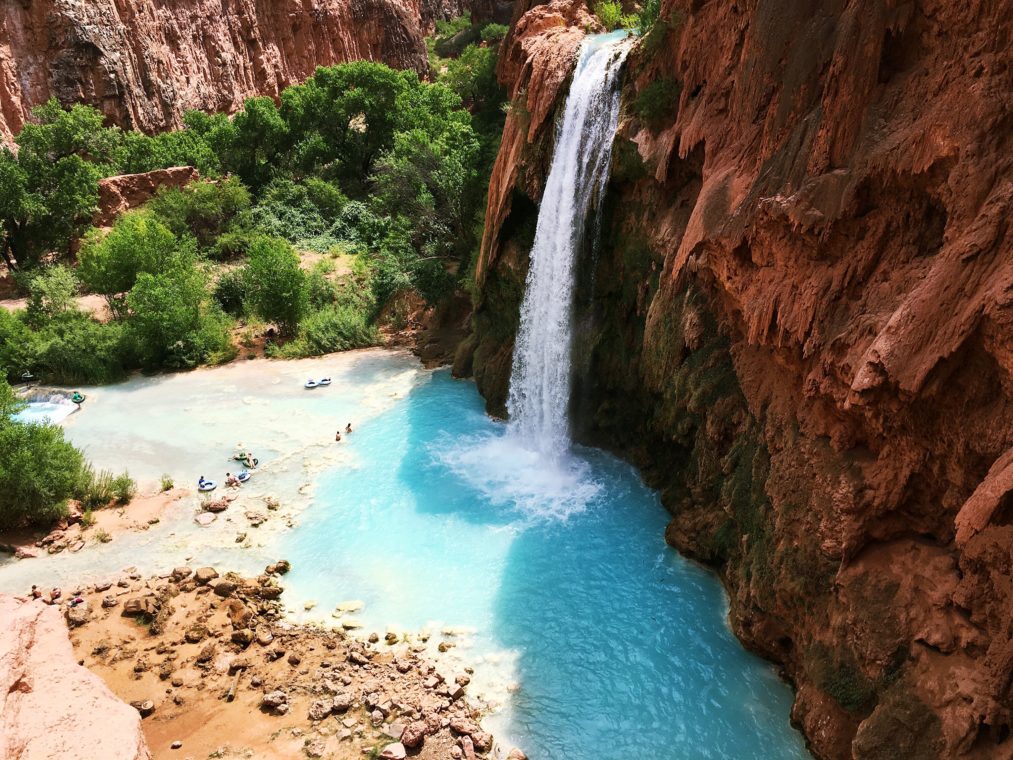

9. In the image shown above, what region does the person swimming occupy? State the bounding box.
[225,472,241,487]
[335,431,342,442]
[345,423,352,434]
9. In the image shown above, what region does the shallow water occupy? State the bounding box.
[0,353,806,759]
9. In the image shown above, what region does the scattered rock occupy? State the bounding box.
[265,559,291,574]
[65,604,90,627]
[260,690,289,715]
[194,512,216,526]
[507,749,528,760]
[307,699,332,721]
[122,596,159,618]
[255,627,274,646]
[101,595,118,608]
[193,567,219,585]
[171,567,192,581]
[304,738,326,758]
[170,740,183,750]
[379,742,407,760]
[213,580,237,598]
[183,624,208,644]
[401,721,427,749]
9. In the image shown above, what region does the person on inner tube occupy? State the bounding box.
[198,475,208,489]
[225,472,241,487]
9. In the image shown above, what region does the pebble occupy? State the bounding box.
[170,740,182,750]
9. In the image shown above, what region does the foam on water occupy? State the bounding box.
[15,397,79,425]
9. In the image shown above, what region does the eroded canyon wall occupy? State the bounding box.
[461,0,1013,757]
[0,0,474,141]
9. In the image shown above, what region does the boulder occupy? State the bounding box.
[401,721,427,749]
[379,742,407,760]
[212,580,237,598]
[65,604,90,627]
[170,567,192,581]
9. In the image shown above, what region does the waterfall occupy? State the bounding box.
[506,32,633,457]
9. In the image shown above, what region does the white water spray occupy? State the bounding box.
[507,32,633,457]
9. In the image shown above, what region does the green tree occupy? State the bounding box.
[25,265,79,327]
[146,177,251,249]
[126,256,232,369]
[243,237,307,336]
[0,100,121,268]
[0,376,81,528]
[77,212,183,312]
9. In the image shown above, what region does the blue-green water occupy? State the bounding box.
[281,370,806,758]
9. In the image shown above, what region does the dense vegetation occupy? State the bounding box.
[0,19,507,385]
[0,376,134,529]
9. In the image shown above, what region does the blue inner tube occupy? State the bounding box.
[305,381,318,388]
[237,471,251,482]
[198,481,216,492]
[319,378,332,386]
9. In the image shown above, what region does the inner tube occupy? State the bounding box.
[237,471,251,483]
[305,380,318,389]
[318,378,332,386]
[233,455,258,466]
[198,480,217,492]
[71,393,85,404]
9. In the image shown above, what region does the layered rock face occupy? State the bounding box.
[0,0,469,141]
[464,0,1013,757]
[0,595,151,760]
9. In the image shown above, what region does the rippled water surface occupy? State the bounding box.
[0,354,806,759]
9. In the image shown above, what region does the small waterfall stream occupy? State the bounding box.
[506,32,633,457]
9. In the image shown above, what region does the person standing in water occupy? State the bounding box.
[335,431,342,442]
[345,423,352,434]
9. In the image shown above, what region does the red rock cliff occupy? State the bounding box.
[0,0,473,141]
[463,0,1013,757]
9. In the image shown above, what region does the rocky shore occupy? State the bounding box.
[7,563,524,760]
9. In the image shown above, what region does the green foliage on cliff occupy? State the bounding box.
[633,78,682,130]
[594,1,638,31]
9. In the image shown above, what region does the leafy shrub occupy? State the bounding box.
[77,212,183,309]
[480,23,509,42]
[146,177,251,249]
[31,315,130,385]
[160,474,174,491]
[126,256,234,369]
[213,268,249,316]
[249,178,347,252]
[634,78,682,130]
[594,1,637,30]
[24,266,78,328]
[269,303,378,358]
[116,128,221,176]
[306,264,340,309]
[242,237,307,336]
[0,378,80,528]
[76,463,114,509]
[111,471,136,504]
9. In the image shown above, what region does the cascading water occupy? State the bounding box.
[507,32,633,457]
